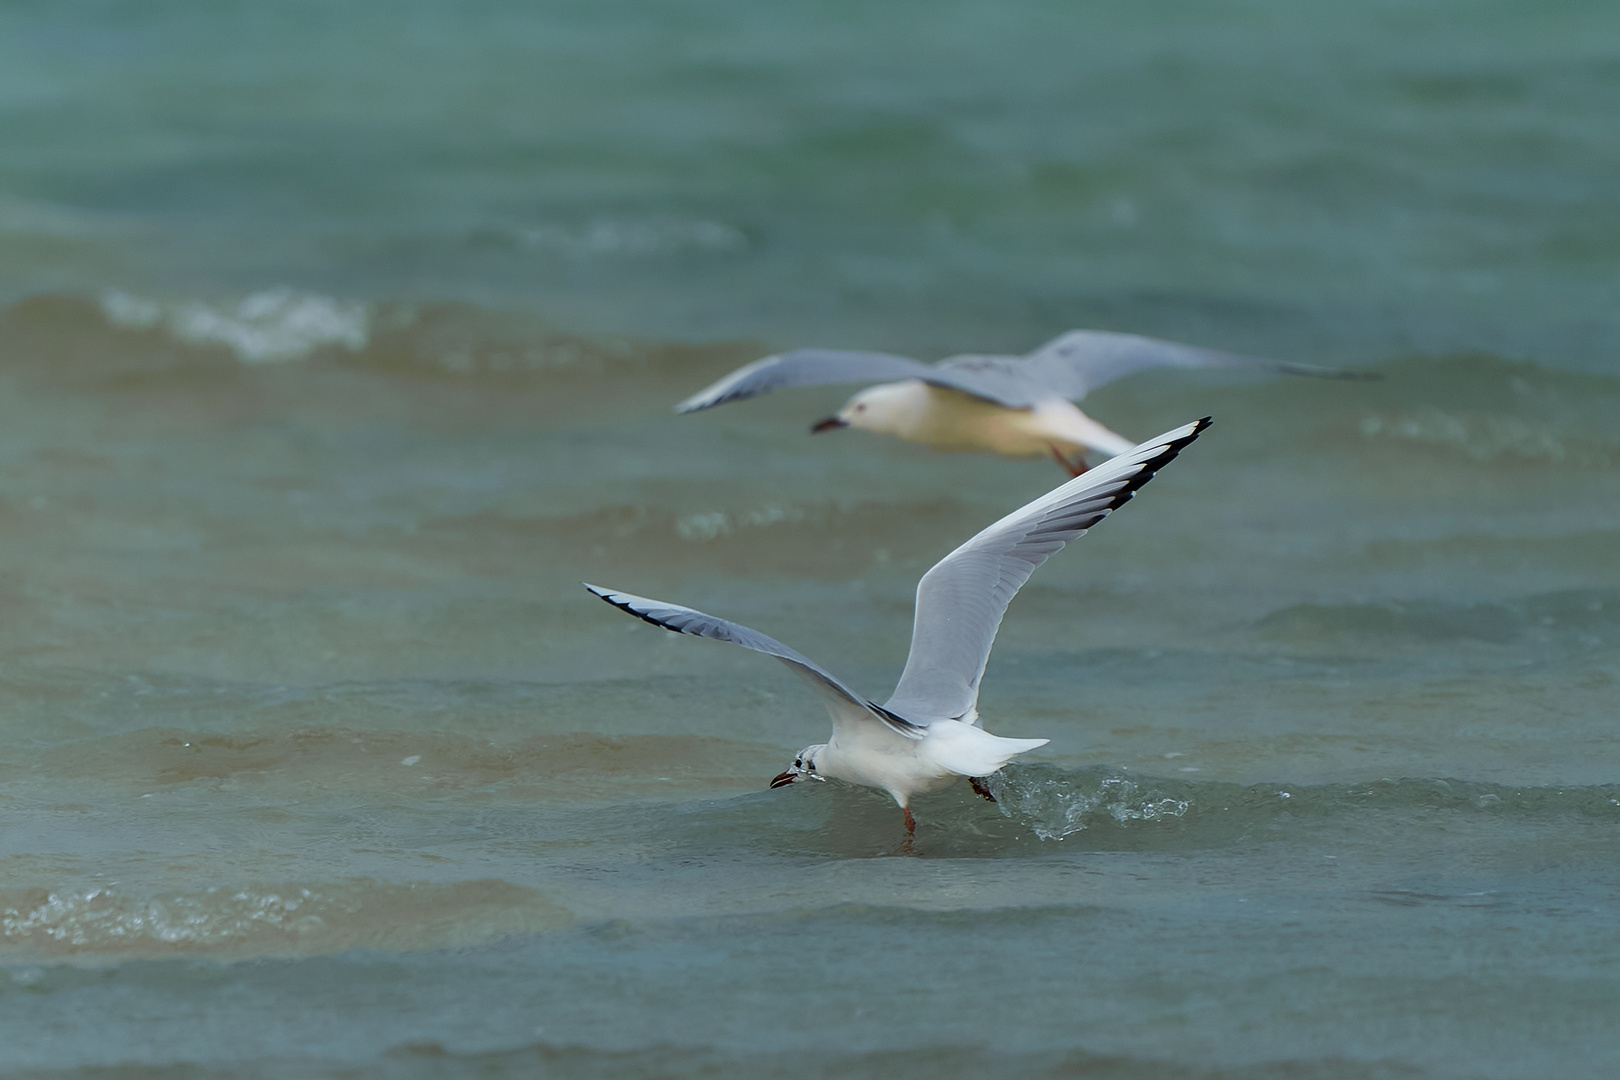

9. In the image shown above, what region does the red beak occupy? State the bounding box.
[809,416,847,434]
[770,770,797,789]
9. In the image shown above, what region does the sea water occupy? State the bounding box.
[1,2,1618,1078]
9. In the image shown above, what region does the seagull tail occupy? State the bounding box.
[925,721,1049,778]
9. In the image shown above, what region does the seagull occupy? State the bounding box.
[676,329,1361,475]
[586,417,1210,837]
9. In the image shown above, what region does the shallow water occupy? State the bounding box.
[2,3,1619,1079]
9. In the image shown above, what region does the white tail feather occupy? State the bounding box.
[922,720,1049,778]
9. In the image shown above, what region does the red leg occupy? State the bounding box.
[901,806,916,836]
[1048,444,1087,477]
[970,777,997,803]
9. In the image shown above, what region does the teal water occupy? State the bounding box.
[4,1,1619,363]
[2,3,1619,1078]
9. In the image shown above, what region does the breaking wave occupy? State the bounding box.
[0,291,754,388]
[100,287,369,364]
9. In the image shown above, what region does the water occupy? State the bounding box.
[1,3,1619,1078]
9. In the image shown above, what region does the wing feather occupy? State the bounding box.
[674,350,938,413]
[881,418,1211,722]
[675,348,1040,413]
[942,330,1373,402]
[585,584,923,739]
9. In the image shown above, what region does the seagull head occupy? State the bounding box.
[770,744,827,789]
[810,381,926,437]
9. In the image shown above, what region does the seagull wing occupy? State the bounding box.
[585,584,924,740]
[675,348,1036,413]
[675,349,939,413]
[881,418,1211,723]
[942,330,1373,403]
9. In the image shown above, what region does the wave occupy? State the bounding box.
[426,497,967,580]
[1357,407,1615,467]
[985,765,1620,842]
[22,725,784,802]
[0,877,569,963]
[361,1040,1426,1080]
[99,287,369,364]
[0,1039,1432,1080]
[0,291,753,380]
[507,215,750,259]
[1,290,1615,396]
[1255,587,1620,648]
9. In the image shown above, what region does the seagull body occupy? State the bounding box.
[677,329,1358,473]
[587,417,1211,835]
[837,380,1137,462]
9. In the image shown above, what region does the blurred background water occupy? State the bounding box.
[1,2,1618,1078]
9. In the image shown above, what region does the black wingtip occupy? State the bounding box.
[586,583,687,635]
[1102,416,1211,512]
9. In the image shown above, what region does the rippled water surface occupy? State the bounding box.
[2,3,1618,1079]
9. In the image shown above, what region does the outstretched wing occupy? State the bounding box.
[674,348,1038,413]
[882,418,1211,723]
[585,584,923,739]
[674,350,940,413]
[941,330,1372,403]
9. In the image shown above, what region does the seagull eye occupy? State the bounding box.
[794,758,802,768]
[855,404,866,412]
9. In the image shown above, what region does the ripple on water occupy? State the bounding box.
[0,878,570,963]
[986,765,1620,846]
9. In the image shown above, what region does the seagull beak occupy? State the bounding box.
[770,770,798,789]
[809,416,848,434]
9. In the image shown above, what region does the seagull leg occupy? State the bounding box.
[888,805,919,855]
[969,777,997,803]
[1048,444,1088,478]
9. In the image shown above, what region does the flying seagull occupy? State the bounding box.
[676,329,1360,475]
[586,416,1211,837]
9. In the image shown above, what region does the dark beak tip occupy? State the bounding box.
[770,771,796,789]
[809,417,846,434]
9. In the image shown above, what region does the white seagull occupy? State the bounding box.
[586,417,1211,836]
[676,329,1361,475]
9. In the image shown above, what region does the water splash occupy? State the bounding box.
[985,766,1191,840]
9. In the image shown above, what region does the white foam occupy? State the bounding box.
[99,289,163,330]
[99,287,370,363]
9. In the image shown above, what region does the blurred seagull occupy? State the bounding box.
[677,329,1361,474]
[586,417,1210,837]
